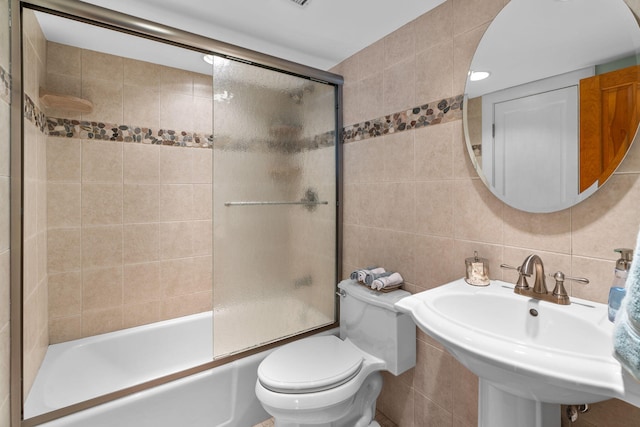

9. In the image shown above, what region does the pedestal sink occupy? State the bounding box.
[394,278,640,427]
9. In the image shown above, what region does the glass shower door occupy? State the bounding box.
[212,57,338,357]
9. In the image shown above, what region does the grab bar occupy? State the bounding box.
[224,200,329,206]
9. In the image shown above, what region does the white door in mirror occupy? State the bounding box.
[493,86,577,212]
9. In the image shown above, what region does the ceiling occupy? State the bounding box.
[35,0,640,92]
[466,0,640,97]
[37,0,446,71]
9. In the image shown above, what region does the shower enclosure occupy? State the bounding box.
[13,1,342,424]
[212,57,338,357]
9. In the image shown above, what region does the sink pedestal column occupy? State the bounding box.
[478,380,560,427]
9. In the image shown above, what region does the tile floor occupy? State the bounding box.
[252,410,397,427]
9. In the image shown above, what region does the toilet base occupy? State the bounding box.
[268,372,383,427]
[275,421,380,427]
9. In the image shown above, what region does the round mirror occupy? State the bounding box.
[463,0,640,213]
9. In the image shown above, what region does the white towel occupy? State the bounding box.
[365,271,392,286]
[357,267,385,283]
[372,272,403,290]
[350,266,380,281]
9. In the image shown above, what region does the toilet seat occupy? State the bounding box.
[258,335,364,394]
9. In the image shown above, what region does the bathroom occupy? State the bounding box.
[3,0,640,426]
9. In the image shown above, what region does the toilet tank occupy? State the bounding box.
[337,280,416,375]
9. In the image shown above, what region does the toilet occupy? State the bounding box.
[255,279,416,427]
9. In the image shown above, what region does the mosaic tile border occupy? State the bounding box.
[46,117,215,148]
[0,65,9,105]
[23,93,335,152]
[342,95,464,143]
[45,117,337,152]
[214,131,336,154]
[23,93,215,148]
[24,91,463,151]
[24,94,47,133]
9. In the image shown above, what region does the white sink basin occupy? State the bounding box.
[395,278,640,426]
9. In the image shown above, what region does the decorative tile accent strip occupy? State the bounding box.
[23,91,461,150]
[24,94,47,133]
[262,131,336,153]
[23,92,334,152]
[0,65,9,104]
[23,93,216,148]
[342,95,464,143]
[309,130,336,151]
[215,131,337,153]
[17,77,336,153]
[45,118,336,152]
[46,117,215,148]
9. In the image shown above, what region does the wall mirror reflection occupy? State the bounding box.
[463,0,640,213]
[21,5,339,424]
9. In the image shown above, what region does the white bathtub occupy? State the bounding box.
[25,306,336,426]
[26,312,214,417]
[37,349,277,427]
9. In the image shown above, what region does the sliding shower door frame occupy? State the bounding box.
[22,0,344,85]
[10,1,24,426]
[11,1,343,425]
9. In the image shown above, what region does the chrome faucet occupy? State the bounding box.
[500,255,589,305]
[520,254,547,294]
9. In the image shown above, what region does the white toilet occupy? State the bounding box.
[255,279,416,427]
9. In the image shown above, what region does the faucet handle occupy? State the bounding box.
[565,275,589,285]
[548,271,589,305]
[548,271,589,286]
[500,264,530,290]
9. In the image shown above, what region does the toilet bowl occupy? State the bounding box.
[255,279,416,427]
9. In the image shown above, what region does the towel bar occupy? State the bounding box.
[224,200,329,206]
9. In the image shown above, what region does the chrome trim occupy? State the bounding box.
[335,84,344,327]
[224,201,329,207]
[10,1,24,426]
[21,0,344,85]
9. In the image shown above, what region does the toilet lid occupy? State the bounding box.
[258,335,364,394]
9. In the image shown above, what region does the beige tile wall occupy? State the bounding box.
[45,42,214,343]
[0,0,9,421]
[333,0,640,425]
[45,42,213,135]
[22,8,49,401]
[47,139,213,342]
